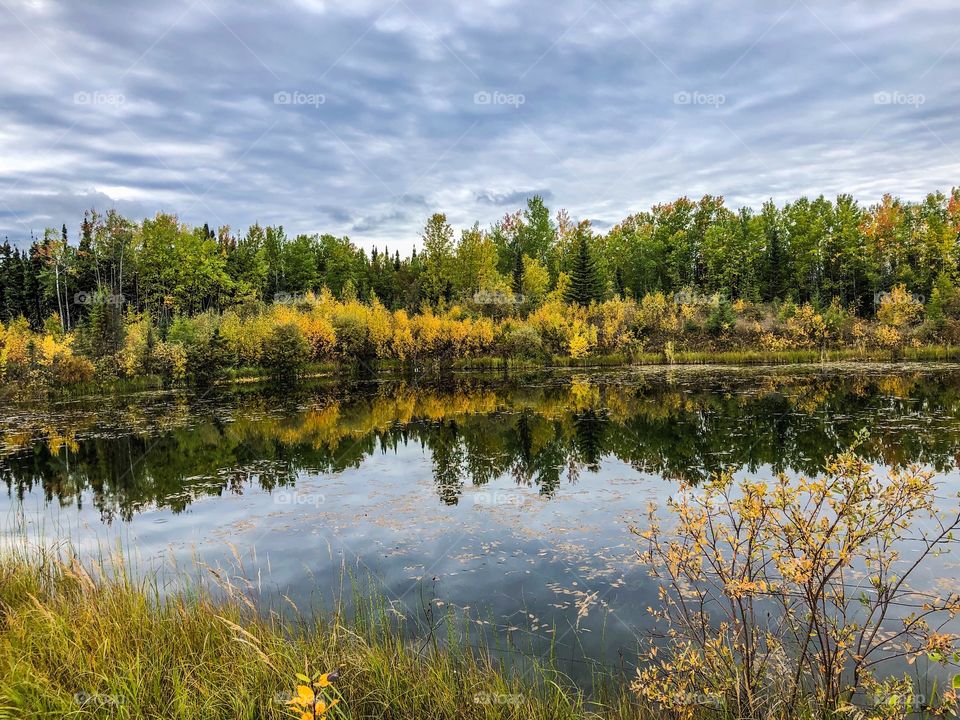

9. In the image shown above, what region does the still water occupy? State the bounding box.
[3,364,960,686]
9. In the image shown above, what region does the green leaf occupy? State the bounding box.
[952,674,960,690]
[296,673,311,683]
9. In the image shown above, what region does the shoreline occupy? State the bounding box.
[6,344,960,402]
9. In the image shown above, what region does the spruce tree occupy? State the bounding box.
[24,241,46,328]
[511,247,524,297]
[4,247,27,320]
[564,236,603,306]
[86,292,125,358]
[0,240,11,321]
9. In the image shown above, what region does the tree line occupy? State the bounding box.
[2,189,959,332]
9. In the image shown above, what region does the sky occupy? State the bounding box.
[1,0,958,251]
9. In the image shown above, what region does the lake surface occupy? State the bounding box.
[4,364,960,688]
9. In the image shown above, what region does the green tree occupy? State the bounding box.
[511,247,524,298]
[224,225,268,302]
[517,195,555,262]
[453,224,500,298]
[420,213,455,304]
[564,234,603,306]
[281,234,319,294]
[261,323,309,383]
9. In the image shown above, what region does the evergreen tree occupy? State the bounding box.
[511,247,524,297]
[24,240,47,328]
[85,292,125,359]
[564,236,603,306]
[0,240,11,321]
[3,247,27,320]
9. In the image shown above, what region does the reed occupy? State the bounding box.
[0,545,641,720]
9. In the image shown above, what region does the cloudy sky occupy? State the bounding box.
[1,0,958,250]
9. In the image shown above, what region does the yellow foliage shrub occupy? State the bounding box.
[784,304,826,348]
[877,284,922,329]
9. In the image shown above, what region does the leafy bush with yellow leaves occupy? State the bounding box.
[877,284,923,330]
[633,447,960,719]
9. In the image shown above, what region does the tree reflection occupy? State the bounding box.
[4,368,960,521]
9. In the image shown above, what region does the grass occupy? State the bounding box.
[9,344,960,402]
[0,547,641,719]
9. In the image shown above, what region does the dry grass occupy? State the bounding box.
[0,546,642,720]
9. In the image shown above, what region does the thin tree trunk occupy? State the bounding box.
[64,271,71,329]
[54,263,65,332]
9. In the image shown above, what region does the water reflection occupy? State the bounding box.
[4,365,960,689]
[4,366,960,522]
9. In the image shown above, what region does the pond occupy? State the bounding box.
[3,364,960,690]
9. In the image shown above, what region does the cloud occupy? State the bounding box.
[1,0,959,248]
[475,189,553,206]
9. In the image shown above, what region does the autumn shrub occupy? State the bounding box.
[152,340,188,384]
[636,292,678,336]
[48,352,96,385]
[220,309,272,366]
[410,308,458,363]
[633,447,960,720]
[261,323,310,382]
[391,309,415,362]
[877,284,923,330]
[452,313,495,358]
[366,297,394,359]
[527,300,573,355]
[118,313,154,377]
[872,324,902,350]
[332,303,375,365]
[36,333,93,386]
[821,299,852,344]
[498,322,544,360]
[592,298,637,352]
[733,298,766,322]
[567,318,597,359]
[784,303,827,348]
[0,317,33,381]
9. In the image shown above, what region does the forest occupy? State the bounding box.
[2,189,960,389]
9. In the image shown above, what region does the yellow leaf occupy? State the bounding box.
[292,685,314,706]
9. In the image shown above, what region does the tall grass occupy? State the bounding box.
[0,545,641,719]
